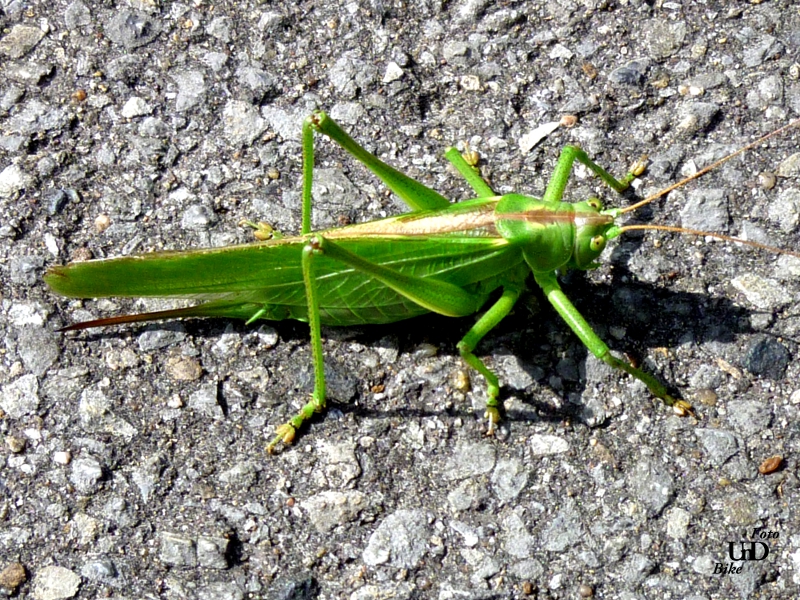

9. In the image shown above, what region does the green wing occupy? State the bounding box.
[45,233,523,328]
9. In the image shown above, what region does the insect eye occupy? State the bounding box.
[587,199,602,210]
[590,235,605,251]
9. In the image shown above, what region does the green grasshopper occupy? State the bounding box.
[45,112,800,452]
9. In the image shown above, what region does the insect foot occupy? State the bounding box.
[267,393,327,453]
[628,155,648,177]
[239,219,283,241]
[267,423,297,454]
[484,406,501,436]
[672,400,695,418]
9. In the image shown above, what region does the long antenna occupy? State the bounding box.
[616,224,800,259]
[619,119,800,215]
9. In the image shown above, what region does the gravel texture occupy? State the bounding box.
[2,1,800,599]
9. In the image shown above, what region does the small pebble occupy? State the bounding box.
[167,395,184,409]
[166,356,203,381]
[521,580,534,595]
[693,388,718,407]
[413,343,437,358]
[94,214,111,233]
[0,562,26,593]
[53,451,72,465]
[758,171,777,190]
[560,114,578,127]
[450,369,471,393]
[758,455,782,475]
[32,565,81,599]
[71,247,94,262]
[5,436,25,453]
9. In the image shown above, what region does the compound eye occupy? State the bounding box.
[590,235,605,252]
[587,198,602,210]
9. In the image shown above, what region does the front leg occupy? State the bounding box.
[542,144,647,203]
[533,271,693,416]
